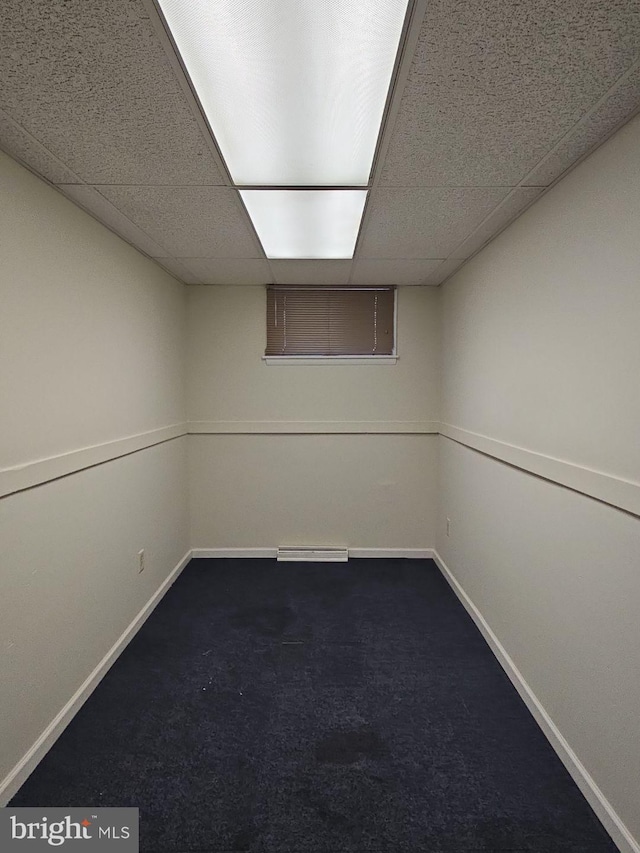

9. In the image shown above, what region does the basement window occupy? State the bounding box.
[264,286,396,364]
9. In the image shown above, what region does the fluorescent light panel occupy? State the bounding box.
[157,0,409,186]
[240,190,367,258]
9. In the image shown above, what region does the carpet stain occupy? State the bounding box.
[315,726,385,764]
[231,827,257,850]
[302,790,353,828]
[230,605,295,637]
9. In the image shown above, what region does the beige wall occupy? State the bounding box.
[0,153,189,798]
[437,115,640,847]
[0,440,188,793]
[186,286,439,549]
[190,433,437,549]
[1,156,186,469]
[187,285,439,425]
[440,119,640,483]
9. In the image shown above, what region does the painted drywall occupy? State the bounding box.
[190,433,437,549]
[437,439,640,848]
[187,285,439,424]
[186,285,439,549]
[0,151,186,470]
[440,117,640,484]
[437,115,640,846]
[0,152,189,794]
[0,440,189,794]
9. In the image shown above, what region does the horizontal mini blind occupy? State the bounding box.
[266,287,395,356]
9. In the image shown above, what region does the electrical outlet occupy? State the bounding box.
[138,549,145,573]
[446,518,451,537]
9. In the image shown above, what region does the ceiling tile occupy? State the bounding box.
[270,260,352,285]
[424,258,466,286]
[524,64,640,187]
[57,184,170,257]
[380,0,640,187]
[179,258,273,285]
[452,187,544,258]
[359,188,509,258]
[351,259,444,286]
[0,0,225,185]
[154,258,202,285]
[0,110,79,184]
[96,186,262,258]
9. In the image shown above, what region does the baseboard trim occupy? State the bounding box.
[0,548,193,806]
[191,547,434,560]
[188,421,439,435]
[349,548,434,559]
[191,548,278,559]
[432,549,639,853]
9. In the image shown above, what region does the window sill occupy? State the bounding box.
[263,356,397,366]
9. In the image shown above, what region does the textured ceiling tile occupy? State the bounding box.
[154,258,202,285]
[359,188,509,258]
[179,258,273,285]
[524,64,640,186]
[351,259,444,285]
[0,0,225,185]
[58,184,170,257]
[452,187,544,258]
[96,186,262,258]
[271,260,352,285]
[380,0,640,187]
[0,110,79,184]
[424,258,466,286]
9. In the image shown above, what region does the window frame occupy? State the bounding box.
[262,286,398,365]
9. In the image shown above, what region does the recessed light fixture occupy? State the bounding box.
[240,190,367,259]
[156,0,409,186]
[156,0,409,257]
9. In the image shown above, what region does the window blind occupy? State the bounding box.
[266,286,395,356]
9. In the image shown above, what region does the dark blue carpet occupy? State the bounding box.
[11,558,618,852]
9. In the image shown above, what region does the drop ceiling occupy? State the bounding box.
[1,0,640,286]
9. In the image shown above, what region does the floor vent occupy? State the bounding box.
[277,547,349,562]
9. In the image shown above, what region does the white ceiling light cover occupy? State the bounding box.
[156,0,409,186]
[240,190,367,258]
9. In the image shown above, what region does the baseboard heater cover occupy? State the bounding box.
[277,547,349,562]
